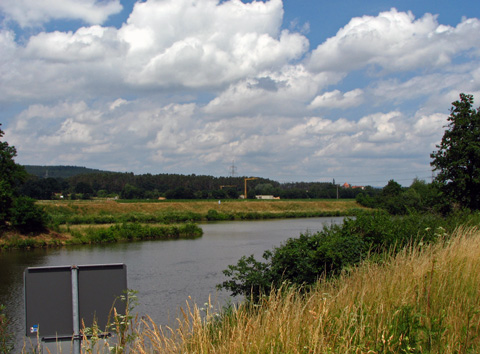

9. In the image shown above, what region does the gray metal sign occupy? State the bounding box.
[24,263,127,340]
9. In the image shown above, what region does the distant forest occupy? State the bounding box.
[20,165,375,200]
[24,165,106,179]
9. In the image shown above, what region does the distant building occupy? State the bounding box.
[342,182,365,190]
[352,185,365,190]
[255,195,280,200]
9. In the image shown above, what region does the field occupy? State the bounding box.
[39,198,366,224]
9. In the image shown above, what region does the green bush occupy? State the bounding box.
[219,211,449,300]
[72,222,203,244]
[9,197,47,234]
[206,209,234,221]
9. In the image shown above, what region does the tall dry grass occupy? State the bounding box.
[123,226,480,354]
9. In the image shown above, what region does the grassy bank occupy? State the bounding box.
[106,226,480,353]
[0,222,203,250]
[39,199,366,225]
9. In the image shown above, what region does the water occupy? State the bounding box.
[0,217,344,350]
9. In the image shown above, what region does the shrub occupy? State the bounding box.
[72,222,203,244]
[9,197,47,234]
[206,209,233,221]
[220,255,272,301]
[219,211,449,300]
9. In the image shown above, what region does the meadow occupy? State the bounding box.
[40,198,365,224]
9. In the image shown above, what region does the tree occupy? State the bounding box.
[381,179,403,197]
[431,94,480,210]
[0,124,27,226]
[0,124,47,233]
[10,197,47,233]
[120,183,145,199]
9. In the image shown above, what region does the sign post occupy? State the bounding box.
[24,263,127,353]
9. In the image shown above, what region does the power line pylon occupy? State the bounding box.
[229,160,237,177]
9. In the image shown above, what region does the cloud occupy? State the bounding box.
[6,96,446,182]
[24,26,125,62]
[2,3,479,185]
[203,65,341,117]
[0,0,309,102]
[119,0,308,87]
[307,8,480,73]
[0,0,122,27]
[309,89,364,109]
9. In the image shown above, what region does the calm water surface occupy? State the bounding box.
[0,217,343,350]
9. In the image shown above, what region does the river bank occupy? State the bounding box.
[0,199,366,250]
[0,223,203,250]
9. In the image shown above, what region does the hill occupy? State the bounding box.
[23,165,109,179]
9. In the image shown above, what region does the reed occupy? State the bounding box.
[126,226,480,353]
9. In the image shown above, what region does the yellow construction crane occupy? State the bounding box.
[220,185,236,189]
[244,177,258,199]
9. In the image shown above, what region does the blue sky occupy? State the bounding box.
[1,0,480,186]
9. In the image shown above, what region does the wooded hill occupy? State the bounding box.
[23,165,106,179]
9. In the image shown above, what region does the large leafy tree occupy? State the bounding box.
[0,124,47,233]
[0,124,27,226]
[431,94,480,210]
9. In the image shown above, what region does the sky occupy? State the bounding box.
[1,0,480,187]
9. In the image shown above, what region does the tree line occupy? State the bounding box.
[18,171,371,200]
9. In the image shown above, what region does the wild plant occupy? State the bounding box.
[81,290,139,354]
[0,305,13,354]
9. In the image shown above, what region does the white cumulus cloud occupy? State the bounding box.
[307,9,480,73]
[309,89,364,109]
[0,0,122,27]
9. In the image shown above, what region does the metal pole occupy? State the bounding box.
[71,266,80,354]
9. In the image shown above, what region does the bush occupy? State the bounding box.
[72,222,203,244]
[206,209,234,221]
[219,211,449,300]
[269,229,366,285]
[220,255,272,301]
[9,197,47,233]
